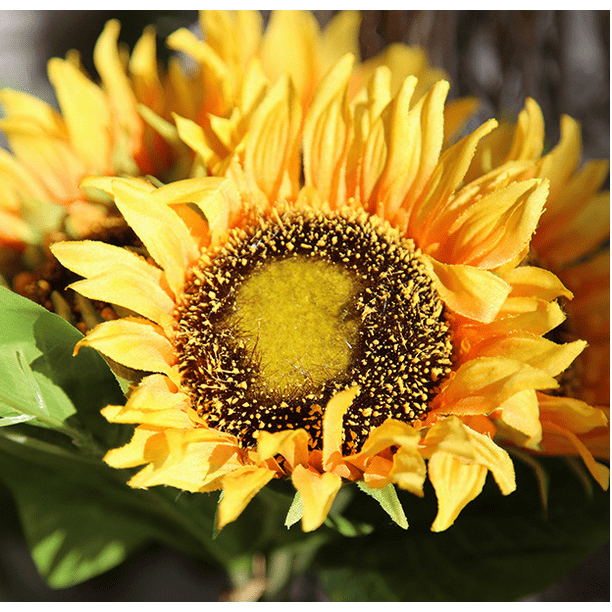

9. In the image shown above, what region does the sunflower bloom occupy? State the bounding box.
[166,10,476,178]
[0,19,185,250]
[466,98,610,462]
[52,56,609,533]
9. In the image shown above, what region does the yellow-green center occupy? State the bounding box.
[227,257,359,394]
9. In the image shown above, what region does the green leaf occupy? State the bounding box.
[0,288,127,448]
[0,430,231,588]
[285,491,304,529]
[317,457,610,601]
[357,482,408,529]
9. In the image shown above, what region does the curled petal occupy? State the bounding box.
[429,451,488,532]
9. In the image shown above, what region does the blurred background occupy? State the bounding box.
[0,9,609,602]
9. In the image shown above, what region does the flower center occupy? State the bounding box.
[175,206,453,453]
[226,256,359,394]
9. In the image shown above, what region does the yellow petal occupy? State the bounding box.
[472,333,586,377]
[110,179,199,296]
[104,425,165,468]
[358,418,420,458]
[260,11,319,105]
[0,89,65,137]
[322,385,361,469]
[439,356,559,414]
[420,415,475,460]
[409,119,497,236]
[424,256,511,323]
[256,429,310,469]
[442,179,548,269]
[51,239,162,284]
[541,420,609,490]
[538,394,609,434]
[303,54,354,209]
[47,58,112,172]
[291,465,342,532]
[67,269,174,327]
[387,80,449,215]
[217,466,276,530]
[101,374,195,429]
[535,191,610,270]
[244,74,302,201]
[428,451,488,532]
[498,389,542,448]
[504,266,573,301]
[93,19,143,153]
[128,429,243,493]
[389,448,427,496]
[320,11,361,72]
[75,318,176,376]
[505,97,545,162]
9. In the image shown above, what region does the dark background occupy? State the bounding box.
[0,9,609,602]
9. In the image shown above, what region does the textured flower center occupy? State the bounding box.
[227,257,359,394]
[175,206,453,452]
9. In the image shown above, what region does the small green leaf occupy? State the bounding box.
[357,482,408,529]
[285,491,304,528]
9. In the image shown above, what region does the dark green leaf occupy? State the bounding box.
[317,456,610,601]
[0,431,229,588]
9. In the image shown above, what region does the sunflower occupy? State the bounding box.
[465,98,610,463]
[166,9,478,179]
[0,19,188,253]
[51,56,609,533]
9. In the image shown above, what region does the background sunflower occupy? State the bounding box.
[0,9,608,602]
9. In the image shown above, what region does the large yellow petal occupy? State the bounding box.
[51,239,162,284]
[424,256,511,323]
[538,394,609,434]
[128,429,243,493]
[47,58,112,172]
[541,420,609,490]
[110,179,199,296]
[291,465,342,532]
[260,10,318,106]
[104,425,165,468]
[504,266,573,301]
[498,389,542,448]
[471,333,586,377]
[320,11,361,73]
[93,19,143,155]
[322,385,361,470]
[67,269,174,327]
[408,119,497,238]
[217,466,276,530]
[429,451,488,532]
[75,317,176,376]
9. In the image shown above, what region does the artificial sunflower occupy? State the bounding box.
[167,9,477,179]
[51,56,609,534]
[0,18,189,255]
[465,98,610,463]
